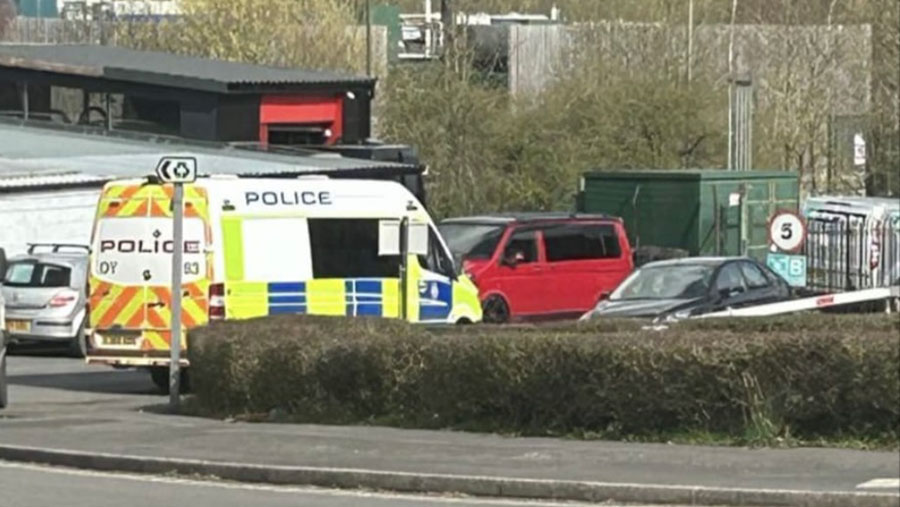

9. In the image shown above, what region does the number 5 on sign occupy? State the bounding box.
[769,211,806,253]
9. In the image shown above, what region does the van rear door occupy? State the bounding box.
[89,185,210,356]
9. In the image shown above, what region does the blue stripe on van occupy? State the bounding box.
[270,304,307,315]
[269,282,305,294]
[357,304,382,316]
[269,294,306,305]
[354,280,382,295]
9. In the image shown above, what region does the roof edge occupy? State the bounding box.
[0,54,103,77]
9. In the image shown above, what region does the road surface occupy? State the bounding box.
[0,461,645,507]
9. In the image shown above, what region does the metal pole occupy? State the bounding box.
[687,0,693,83]
[713,186,721,255]
[399,217,409,321]
[424,0,433,57]
[105,93,112,131]
[726,0,738,170]
[365,0,372,77]
[441,0,452,59]
[169,183,184,410]
[22,83,29,121]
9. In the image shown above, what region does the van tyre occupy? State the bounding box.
[149,367,191,394]
[68,323,87,359]
[482,295,510,324]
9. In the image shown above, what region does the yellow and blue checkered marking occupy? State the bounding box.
[347,280,384,317]
[418,280,453,321]
[226,277,453,322]
[268,282,307,315]
[260,279,398,318]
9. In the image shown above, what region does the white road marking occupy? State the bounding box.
[0,460,601,506]
[856,478,900,490]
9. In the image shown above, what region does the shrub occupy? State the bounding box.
[190,314,900,443]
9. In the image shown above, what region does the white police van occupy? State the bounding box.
[87,177,482,390]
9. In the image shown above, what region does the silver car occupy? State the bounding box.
[1,246,8,408]
[2,244,90,358]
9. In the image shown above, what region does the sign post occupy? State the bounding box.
[377,211,428,323]
[399,217,409,321]
[768,210,806,253]
[155,157,197,411]
[767,210,808,288]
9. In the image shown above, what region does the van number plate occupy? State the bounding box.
[7,320,30,333]
[102,335,138,346]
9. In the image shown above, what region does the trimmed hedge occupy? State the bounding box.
[190,315,900,443]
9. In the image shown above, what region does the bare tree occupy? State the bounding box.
[116,0,367,73]
[0,0,16,40]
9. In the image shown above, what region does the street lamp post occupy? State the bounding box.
[365,0,372,77]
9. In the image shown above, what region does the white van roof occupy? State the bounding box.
[101,177,426,216]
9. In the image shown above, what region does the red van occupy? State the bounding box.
[438,214,634,323]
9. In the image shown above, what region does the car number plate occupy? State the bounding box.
[7,320,31,333]
[102,335,138,346]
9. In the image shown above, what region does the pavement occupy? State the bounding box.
[1,350,899,506]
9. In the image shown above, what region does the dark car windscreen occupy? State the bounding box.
[438,223,505,261]
[4,261,72,288]
[611,264,714,300]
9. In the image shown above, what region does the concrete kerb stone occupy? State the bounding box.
[0,444,897,507]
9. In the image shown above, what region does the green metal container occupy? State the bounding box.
[577,170,800,260]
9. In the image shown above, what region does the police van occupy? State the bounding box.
[87,177,482,390]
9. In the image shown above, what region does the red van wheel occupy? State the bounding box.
[482,295,510,324]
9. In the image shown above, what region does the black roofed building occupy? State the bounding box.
[0,44,377,147]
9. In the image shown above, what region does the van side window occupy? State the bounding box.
[503,230,538,264]
[419,229,456,278]
[308,219,400,278]
[543,224,621,262]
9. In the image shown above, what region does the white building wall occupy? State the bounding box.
[0,190,100,256]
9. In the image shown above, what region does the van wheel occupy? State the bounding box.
[482,295,510,324]
[149,367,191,394]
[67,323,87,359]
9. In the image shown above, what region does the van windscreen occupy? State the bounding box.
[437,223,505,261]
[93,217,207,285]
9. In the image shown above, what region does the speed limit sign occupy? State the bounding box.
[769,211,806,253]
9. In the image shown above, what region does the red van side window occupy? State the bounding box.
[543,224,622,262]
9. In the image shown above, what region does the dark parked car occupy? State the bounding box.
[581,257,792,321]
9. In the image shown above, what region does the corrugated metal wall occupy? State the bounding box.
[580,175,700,252]
[0,189,99,255]
[580,171,799,259]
